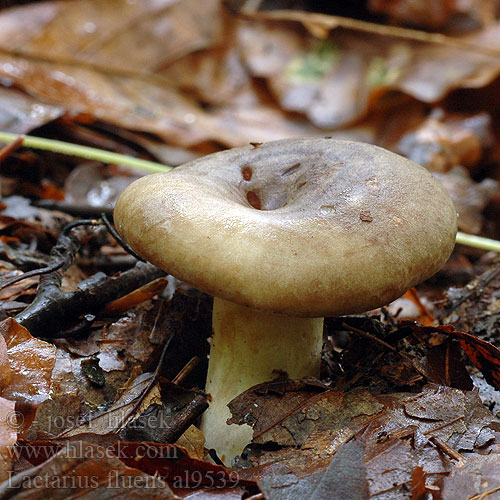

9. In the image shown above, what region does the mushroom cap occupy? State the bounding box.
[114,138,457,317]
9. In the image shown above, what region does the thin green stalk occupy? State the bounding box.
[0,132,171,173]
[1,132,499,253]
[456,231,500,253]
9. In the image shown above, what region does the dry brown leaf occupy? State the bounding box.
[0,1,374,146]
[396,111,492,172]
[438,454,500,500]
[257,439,369,500]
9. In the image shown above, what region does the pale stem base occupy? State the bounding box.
[200,297,324,465]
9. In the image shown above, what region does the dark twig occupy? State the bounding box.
[0,261,64,291]
[442,265,500,316]
[0,219,99,292]
[33,200,114,218]
[428,436,464,461]
[8,212,165,336]
[62,219,99,235]
[16,261,166,337]
[100,212,145,262]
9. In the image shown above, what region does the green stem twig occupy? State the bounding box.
[0,132,499,253]
[455,232,500,253]
[0,132,171,173]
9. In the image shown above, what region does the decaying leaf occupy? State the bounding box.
[238,9,500,127]
[229,379,382,448]
[396,110,492,172]
[434,167,498,234]
[258,439,369,500]
[2,441,177,498]
[111,441,255,489]
[439,454,500,500]
[412,323,500,391]
[0,318,56,408]
[239,383,499,498]
[0,397,17,482]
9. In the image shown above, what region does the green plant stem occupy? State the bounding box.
[0,132,171,173]
[456,231,500,253]
[1,132,499,253]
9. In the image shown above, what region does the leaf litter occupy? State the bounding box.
[0,0,498,498]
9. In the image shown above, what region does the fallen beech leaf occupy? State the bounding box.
[228,377,382,447]
[1,440,176,498]
[237,11,500,127]
[110,442,255,489]
[423,338,474,391]
[240,384,498,498]
[0,0,223,73]
[410,466,427,500]
[0,87,63,134]
[411,323,500,391]
[60,371,158,438]
[443,262,500,335]
[368,0,491,30]
[0,334,10,391]
[0,397,17,482]
[396,111,492,172]
[439,454,500,500]
[433,167,498,234]
[257,439,369,500]
[0,318,56,407]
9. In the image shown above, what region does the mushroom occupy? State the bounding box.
[113,138,457,463]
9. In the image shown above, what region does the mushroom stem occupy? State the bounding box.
[201,297,324,464]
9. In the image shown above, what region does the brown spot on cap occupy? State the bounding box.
[246,191,262,210]
[241,166,253,181]
[360,211,373,223]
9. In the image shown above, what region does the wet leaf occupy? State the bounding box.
[412,323,500,391]
[433,167,498,234]
[368,0,493,30]
[0,87,63,134]
[2,440,176,498]
[228,377,382,447]
[110,441,255,489]
[439,454,500,500]
[396,110,492,172]
[176,425,205,461]
[0,318,56,407]
[258,439,369,500]
[237,10,500,127]
[0,397,17,482]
